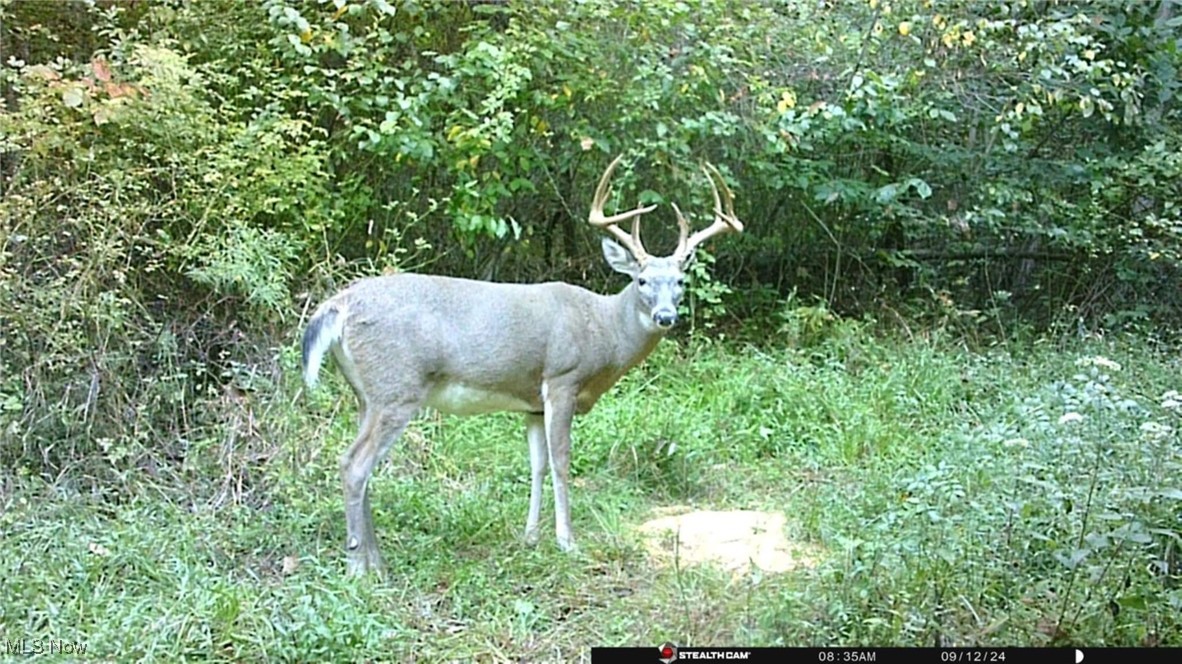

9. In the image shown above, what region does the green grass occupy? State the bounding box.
[3,332,1181,660]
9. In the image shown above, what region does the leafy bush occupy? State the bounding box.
[0,25,330,484]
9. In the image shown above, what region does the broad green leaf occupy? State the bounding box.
[1158,488,1182,500]
[62,87,84,108]
[907,178,933,199]
[875,183,899,204]
[370,0,397,16]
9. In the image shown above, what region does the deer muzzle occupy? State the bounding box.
[652,309,678,328]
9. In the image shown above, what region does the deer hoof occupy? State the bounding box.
[345,547,386,578]
[346,556,369,577]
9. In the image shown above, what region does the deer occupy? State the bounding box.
[300,155,744,576]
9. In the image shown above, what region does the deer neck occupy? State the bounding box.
[608,282,667,370]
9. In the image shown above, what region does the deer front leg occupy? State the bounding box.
[542,383,578,552]
[524,414,548,546]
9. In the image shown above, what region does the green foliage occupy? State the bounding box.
[0,11,331,476]
[7,0,1182,295]
[184,221,305,316]
[11,0,1178,326]
[682,250,733,330]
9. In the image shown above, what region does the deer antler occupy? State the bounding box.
[672,162,744,264]
[588,155,658,264]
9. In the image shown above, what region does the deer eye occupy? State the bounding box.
[638,278,648,287]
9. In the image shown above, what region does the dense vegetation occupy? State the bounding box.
[2,0,1180,657]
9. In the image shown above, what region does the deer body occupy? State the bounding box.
[304,273,666,419]
[303,156,743,576]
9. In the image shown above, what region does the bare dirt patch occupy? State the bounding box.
[637,507,822,577]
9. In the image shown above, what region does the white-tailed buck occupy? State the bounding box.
[301,155,743,576]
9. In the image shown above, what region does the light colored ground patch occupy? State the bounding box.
[637,507,822,577]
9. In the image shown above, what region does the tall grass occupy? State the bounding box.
[2,332,1180,660]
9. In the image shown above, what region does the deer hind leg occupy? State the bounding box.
[524,413,548,546]
[339,401,418,577]
[542,383,578,552]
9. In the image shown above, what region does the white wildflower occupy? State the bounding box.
[1059,412,1085,425]
[1140,421,1174,441]
[1075,355,1122,371]
[1094,356,1121,371]
[1161,390,1181,410]
[1116,398,1142,413]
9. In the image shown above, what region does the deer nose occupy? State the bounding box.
[653,310,677,328]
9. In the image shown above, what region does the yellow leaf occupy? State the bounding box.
[332,5,348,20]
[562,83,572,98]
[777,90,796,113]
[962,31,975,46]
[898,21,912,37]
[1150,251,1161,260]
[300,29,313,44]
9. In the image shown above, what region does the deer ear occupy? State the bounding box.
[602,237,640,276]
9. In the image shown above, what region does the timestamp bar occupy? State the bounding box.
[591,647,1182,664]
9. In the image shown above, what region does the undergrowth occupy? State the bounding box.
[2,331,1180,661]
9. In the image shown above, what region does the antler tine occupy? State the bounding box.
[630,216,645,250]
[588,155,657,262]
[671,202,691,257]
[704,162,744,233]
[672,162,745,264]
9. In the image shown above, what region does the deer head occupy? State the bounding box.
[589,155,744,330]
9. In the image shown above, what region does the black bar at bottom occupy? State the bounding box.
[591,647,1180,664]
